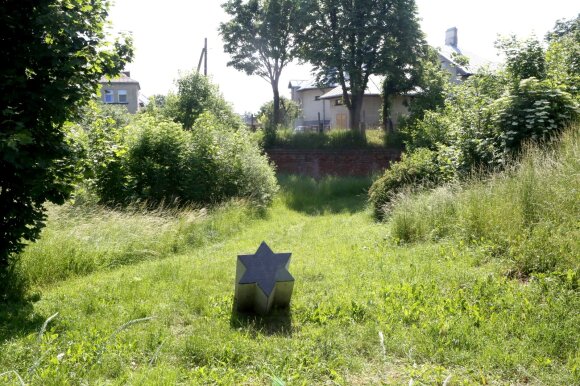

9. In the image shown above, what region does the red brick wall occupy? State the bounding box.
[266,148,401,177]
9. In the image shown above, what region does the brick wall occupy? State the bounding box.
[266,148,401,177]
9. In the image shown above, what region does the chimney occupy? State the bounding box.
[445,27,458,47]
[121,71,131,77]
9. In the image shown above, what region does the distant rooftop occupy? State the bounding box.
[100,71,140,87]
[288,79,335,91]
[438,27,496,75]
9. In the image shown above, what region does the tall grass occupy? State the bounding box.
[269,128,388,149]
[16,201,262,287]
[387,124,580,277]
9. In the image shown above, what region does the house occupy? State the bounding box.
[288,80,335,130]
[289,76,414,130]
[438,27,494,83]
[99,71,141,113]
[289,28,491,130]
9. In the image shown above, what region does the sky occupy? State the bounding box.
[108,0,578,114]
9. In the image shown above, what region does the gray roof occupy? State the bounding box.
[319,75,383,100]
[99,73,140,86]
[438,43,496,75]
[288,79,336,91]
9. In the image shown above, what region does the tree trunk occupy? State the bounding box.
[382,93,393,133]
[272,82,281,126]
[348,92,365,134]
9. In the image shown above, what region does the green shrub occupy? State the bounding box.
[386,124,580,277]
[66,102,132,205]
[269,128,370,149]
[368,148,442,219]
[100,113,278,207]
[491,78,579,164]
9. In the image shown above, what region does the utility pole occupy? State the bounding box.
[204,38,207,76]
[196,38,208,76]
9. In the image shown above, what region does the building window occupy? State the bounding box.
[104,89,113,103]
[118,90,128,103]
[334,98,344,106]
[314,96,320,101]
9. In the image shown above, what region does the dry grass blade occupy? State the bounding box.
[443,374,452,385]
[0,370,25,386]
[96,316,157,360]
[37,312,59,344]
[378,331,386,360]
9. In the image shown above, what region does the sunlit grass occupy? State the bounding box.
[1,170,578,384]
[269,127,397,149]
[387,125,580,278]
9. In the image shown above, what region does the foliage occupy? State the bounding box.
[166,72,242,130]
[545,15,580,97]
[368,148,442,218]
[1,176,578,384]
[395,47,451,141]
[491,78,578,162]
[398,47,450,126]
[66,102,132,205]
[545,14,579,42]
[266,128,386,149]
[495,35,547,85]
[298,0,424,131]
[220,0,305,124]
[0,0,132,297]
[387,124,580,279]
[95,113,278,207]
[399,67,578,174]
[257,97,301,128]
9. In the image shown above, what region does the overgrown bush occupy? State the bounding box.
[368,148,442,218]
[66,102,132,204]
[386,124,580,277]
[258,97,301,129]
[268,128,371,149]
[491,78,578,163]
[141,72,242,131]
[95,113,278,207]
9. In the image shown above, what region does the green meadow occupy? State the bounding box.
[1,130,579,385]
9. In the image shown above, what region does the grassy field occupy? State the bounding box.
[1,135,578,384]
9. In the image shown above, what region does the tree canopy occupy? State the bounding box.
[298,0,424,132]
[0,0,132,298]
[220,0,305,126]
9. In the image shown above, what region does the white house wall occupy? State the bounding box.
[324,95,411,129]
[294,88,333,123]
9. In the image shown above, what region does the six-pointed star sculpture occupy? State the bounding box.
[235,242,294,314]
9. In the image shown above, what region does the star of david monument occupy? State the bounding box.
[234,242,294,315]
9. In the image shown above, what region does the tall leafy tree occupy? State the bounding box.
[298,0,424,132]
[545,15,579,97]
[220,0,304,125]
[0,0,132,298]
[495,35,547,85]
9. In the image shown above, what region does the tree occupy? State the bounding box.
[495,35,546,85]
[0,0,132,297]
[220,0,304,125]
[545,15,579,97]
[298,0,424,132]
[257,96,301,128]
[381,45,448,131]
[163,71,242,130]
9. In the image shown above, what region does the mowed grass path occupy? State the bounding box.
[1,177,578,385]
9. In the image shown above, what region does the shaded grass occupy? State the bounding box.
[386,125,580,278]
[277,174,372,215]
